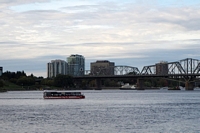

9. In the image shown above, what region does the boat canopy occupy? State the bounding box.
[43,91,82,96]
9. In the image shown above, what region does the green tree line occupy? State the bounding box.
[0,70,185,91]
[0,71,76,90]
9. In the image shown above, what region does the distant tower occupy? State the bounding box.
[156,61,168,75]
[0,67,2,76]
[90,60,115,75]
[67,54,85,76]
[47,60,68,78]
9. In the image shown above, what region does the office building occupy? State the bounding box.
[90,60,115,75]
[156,61,168,75]
[0,67,2,76]
[47,60,68,78]
[67,54,85,76]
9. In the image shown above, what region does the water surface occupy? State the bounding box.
[0,90,200,133]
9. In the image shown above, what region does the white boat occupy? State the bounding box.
[120,83,136,90]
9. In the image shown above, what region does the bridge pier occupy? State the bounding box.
[137,79,144,90]
[96,79,102,90]
[185,81,194,90]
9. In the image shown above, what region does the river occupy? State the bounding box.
[0,89,200,133]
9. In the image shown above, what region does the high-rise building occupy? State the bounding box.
[90,60,115,75]
[47,60,68,78]
[67,54,85,76]
[0,67,3,76]
[156,61,168,75]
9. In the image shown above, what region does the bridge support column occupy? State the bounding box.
[185,81,194,90]
[137,79,144,90]
[96,79,102,90]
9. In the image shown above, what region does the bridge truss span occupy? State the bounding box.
[114,66,140,75]
[86,65,140,76]
[168,62,185,74]
[140,65,156,75]
[140,58,200,76]
[180,58,200,74]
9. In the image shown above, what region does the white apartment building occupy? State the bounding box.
[47,60,68,78]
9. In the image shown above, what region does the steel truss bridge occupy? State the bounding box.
[75,58,200,90]
[83,58,200,77]
[141,58,200,75]
[85,65,140,76]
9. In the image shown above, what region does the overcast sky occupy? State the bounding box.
[1,0,200,77]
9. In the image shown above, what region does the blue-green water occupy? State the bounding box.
[0,90,200,133]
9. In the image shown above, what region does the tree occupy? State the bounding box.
[54,74,74,88]
[0,80,3,88]
[16,71,26,78]
[16,76,35,86]
[104,79,119,87]
[41,78,54,86]
[144,81,151,87]
[0,80,6,92]
[2,71,26,80]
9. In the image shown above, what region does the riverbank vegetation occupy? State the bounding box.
[0,71,77,91]
[0,70,189,91]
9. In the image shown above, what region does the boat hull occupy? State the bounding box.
[120,88,135,90]
[44,96,85,99]
[43,90,85,99]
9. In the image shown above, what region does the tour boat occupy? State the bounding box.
[43,90,85,99]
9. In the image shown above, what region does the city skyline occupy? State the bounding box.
[1,0,200,77]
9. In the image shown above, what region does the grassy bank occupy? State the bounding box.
[1,80,22,91]
[1,81,67,91]
[0,80,36,91]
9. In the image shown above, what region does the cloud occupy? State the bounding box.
[0,0,50,5]
[0,0,200,77]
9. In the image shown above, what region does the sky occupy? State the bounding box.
[1,0,200,77]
